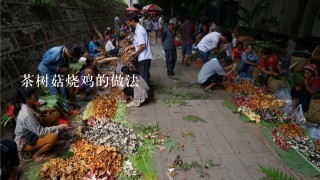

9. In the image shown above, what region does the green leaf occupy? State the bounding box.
[258,164,296,180]
[183,115,206,123]
[130,155,157,180]
[160,99,187,108]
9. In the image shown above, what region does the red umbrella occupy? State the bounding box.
[142,4,162,12]
[126,7,139,12]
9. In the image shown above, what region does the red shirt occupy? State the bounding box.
[310,77,320,92]
[259,55,280,71]
[232,48,245,59]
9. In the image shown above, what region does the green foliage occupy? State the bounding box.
[39,95,69,115]
[113,101,130,125]
[175,160,220,178]
[24,161,44,180]
[160,99,188,108]
[64,151,74,159]
[0,115,13,127]
[69,63,83,75]
[29,0,56,6]
[130,155,157,180]
[251,40,282,56]
[132,122,160,156]
[258,164,295,180]
[190,52,200,62]
[238,0,279,32]
[184,131,196,141]
[183,115,206,123]
[132,122,159,137]
[165,135,181,152]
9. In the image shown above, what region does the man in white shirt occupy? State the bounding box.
[105,36,119,57]
[114,14,120,33]
[198,52,236,93]
[158,15,164,36]
[124,13,153,86]
[197,31,232,64]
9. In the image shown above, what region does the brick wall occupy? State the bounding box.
[0,0,127,103]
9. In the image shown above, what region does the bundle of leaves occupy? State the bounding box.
[183,115,206,123]
[258,164,295,180]
[39,95,69,115]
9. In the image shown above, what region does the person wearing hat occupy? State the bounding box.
[291,64,320,112]
[197,30,232,64]
[162,19,177,76]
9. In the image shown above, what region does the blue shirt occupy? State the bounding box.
[89,40,100,57]
[38,46,65,76]
[197,58,225,84]
[162,27,176,50]
[241,50,259,63]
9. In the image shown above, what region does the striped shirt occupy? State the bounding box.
[14,104,59,151]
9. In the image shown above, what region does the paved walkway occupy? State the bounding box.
[128,37,315,180]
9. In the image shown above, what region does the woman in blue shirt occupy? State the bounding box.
[237,44,259,78]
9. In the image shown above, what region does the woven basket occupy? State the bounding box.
[290,52,311,73]
[267,77,286,93]
[306,98,320,125]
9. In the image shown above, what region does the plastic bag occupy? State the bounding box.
[275,88,292,114]
[308,127,320,140]
[291,104,306,124]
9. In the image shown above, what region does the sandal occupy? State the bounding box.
[34,152,57,163]
[204,89,216,94]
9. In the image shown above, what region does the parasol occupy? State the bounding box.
[126,7,139,12]
[142,4,162,12]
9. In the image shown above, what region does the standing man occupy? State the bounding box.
[38,44,81,99]
[162,19,177,76]
[197,31,232,64]
[125,13,153,86]
[158,15,164,38]
[179,15,194,66]
[114,14,120,34]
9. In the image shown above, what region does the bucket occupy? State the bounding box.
[290,51,311,72]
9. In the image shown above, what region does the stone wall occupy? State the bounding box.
[0,0,127,103]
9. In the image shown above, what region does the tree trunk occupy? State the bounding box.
[286,0,309,56]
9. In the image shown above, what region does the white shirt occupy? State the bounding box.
[78,57,87,63]
[105,40,115,51]
[197,32,221,52]
[158,17,163,29]
[133,23,153,61]
[139,17,144,25]
[232,36,237,47]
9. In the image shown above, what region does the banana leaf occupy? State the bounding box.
[130,155,157,180]
[69,63,83,75]
[39,95,69,115]
[0,115,13,127]
[261,127,320,176]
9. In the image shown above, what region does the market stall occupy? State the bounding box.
[223,78,320,176]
